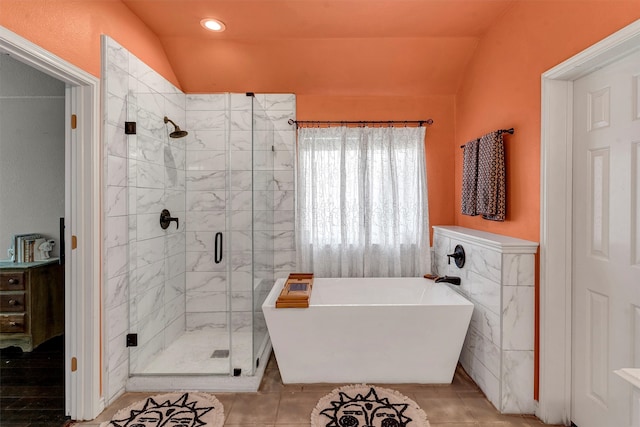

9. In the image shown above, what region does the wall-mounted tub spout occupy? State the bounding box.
[160,209,179,230]
[435,275,461,286]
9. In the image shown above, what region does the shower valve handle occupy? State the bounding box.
[160,209,179,230]
[446,244,466,268]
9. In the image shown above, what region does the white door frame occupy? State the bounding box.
[0,27,103,420]
[539,19,640,425]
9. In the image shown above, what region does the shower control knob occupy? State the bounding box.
[446,244,466,268]
[160,209,180,230]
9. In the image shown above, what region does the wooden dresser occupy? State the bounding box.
[0,259,64,351]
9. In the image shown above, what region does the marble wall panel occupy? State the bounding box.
[432,226,537,415]
[186,312,228,330]
[502,254,535,286]
[104,36,187,401]
[187,94,227,111]
[105,60,295,394]
[502,286,535,351]
[502,350,535,413]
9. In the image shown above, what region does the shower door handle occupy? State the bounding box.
[214,232,223,264]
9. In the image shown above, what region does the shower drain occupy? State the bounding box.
[211,349,230,358]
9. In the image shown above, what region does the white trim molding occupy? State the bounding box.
[539,19,640,425]
[0,26,103,420]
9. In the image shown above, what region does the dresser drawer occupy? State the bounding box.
[0,313,26,333]
[0,272,25,291]
[0,293,25,312]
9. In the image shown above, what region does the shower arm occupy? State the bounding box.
[164,116,178,128]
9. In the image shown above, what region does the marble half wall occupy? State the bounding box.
[432,226,538,414]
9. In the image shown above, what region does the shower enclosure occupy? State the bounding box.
[103,36,295,397]
[127,94,278,378]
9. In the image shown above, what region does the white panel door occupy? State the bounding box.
[572,48,640,427]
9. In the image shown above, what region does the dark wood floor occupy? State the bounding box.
[0,335,69,426]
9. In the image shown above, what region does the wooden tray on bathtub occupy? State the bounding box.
[276,273,313,308]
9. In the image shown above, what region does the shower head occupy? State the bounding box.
[164,116,188,138]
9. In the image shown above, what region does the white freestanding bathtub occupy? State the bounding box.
[262,277,473,384]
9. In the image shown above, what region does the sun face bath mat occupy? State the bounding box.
[100,392,224,427]
[311,385,429,427]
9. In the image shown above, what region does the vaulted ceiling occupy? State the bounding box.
[121,0,515,95]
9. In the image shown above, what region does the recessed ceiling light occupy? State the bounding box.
[201,18,226,32]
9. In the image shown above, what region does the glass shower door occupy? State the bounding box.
[251,96,275,373]
[126,90,232,376]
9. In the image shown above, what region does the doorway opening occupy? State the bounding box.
[0,26,102,421]
[539,18,640,426]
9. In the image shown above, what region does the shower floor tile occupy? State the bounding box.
[140,329,252,375]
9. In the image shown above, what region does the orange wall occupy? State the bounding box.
[0,2,457,234]
[3,0,639,242]
[456,0,640,400]
[0,0,180,88]
[297,95,457,235]
[455,0,640,242]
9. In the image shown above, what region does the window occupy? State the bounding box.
[296,126,430,277]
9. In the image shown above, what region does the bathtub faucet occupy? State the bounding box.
[435,275,461,286]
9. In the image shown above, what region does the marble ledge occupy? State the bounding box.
[616,368,640,389]
[433,226,538,254]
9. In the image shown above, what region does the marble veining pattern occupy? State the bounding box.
[433,226,537,415]
[186,94,228,111]
[105,40,295,403]
[104,36,188,402]
[186,231,217,251]
[136,237,165,266]
[187,110,227,131]
[106,216,128,249]
[501,350,535,413]
[186,171,227,191]
[502,254,535,286]
[106,123,127,157]
[502,286,535,351]
[107,156,127,187]
[165,273,185,302]
[188,130,227,151]
[106,274,128,309]
[186,272,227,292]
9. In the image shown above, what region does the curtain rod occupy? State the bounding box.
[288,119,434,128]
[459,128,514,148]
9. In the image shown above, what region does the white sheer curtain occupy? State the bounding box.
[296,125,430,277]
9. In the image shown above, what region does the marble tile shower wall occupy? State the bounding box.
[432,226,538,415]
[184,94,230,332]
[253,95,297,358]
[103,36,297,402]
[184,93,297,342]
[103,36,186,402]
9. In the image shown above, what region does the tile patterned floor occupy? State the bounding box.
[76,355,564,427]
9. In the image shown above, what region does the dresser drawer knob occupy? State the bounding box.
[8,299,17,306]
[8,278,19,285]
[9,321,18,326]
